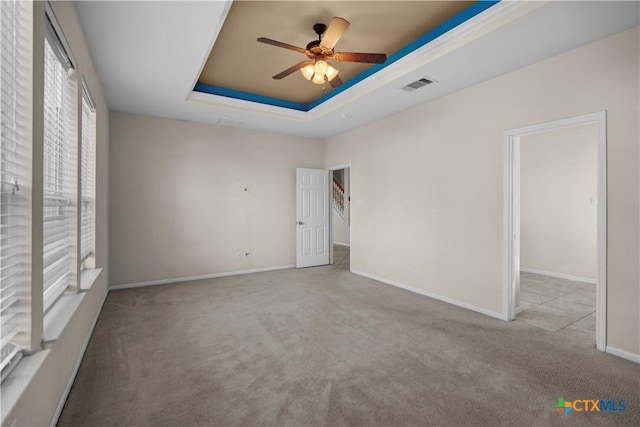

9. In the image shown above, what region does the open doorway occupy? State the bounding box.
[504,112,607,351]
[329,164,351,271]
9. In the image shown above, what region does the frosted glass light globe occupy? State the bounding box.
[314,60,328,76]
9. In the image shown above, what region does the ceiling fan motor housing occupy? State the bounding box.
[313,23,327,36]
[306,40,321,51]
[307,23,327,53]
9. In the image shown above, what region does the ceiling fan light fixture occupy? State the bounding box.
[259,17,385,89]
[311,73,325,85]
[301,64,315,80]
[325,64,339,82]
[314,60,328,76]
[301,61,339,84]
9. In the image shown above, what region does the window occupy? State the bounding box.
[1,0,30,380]
[80,87,95,268]
[43,21,74,312]
[1,0,100,389]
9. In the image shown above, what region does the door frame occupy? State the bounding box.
[503,111,607,351]
[327,163,352,268]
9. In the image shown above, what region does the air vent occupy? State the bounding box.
[401,78,434,92]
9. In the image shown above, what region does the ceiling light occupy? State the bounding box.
[301,59,339,85]
[325,65,339,82]
[314,60,328,76]
[301,64,315,80]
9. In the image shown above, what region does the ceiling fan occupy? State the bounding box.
[257,17,387,88]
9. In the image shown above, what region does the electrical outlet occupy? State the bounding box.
[238,250,256,258]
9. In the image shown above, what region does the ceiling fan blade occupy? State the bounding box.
[334,52,387,64]
[273,60,313,80]
[320,17,350,50]
[329,75,343,89]
[257,37,307,54]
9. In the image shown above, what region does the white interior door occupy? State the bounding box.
[296,168,330,268]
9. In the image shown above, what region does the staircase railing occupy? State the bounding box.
[332,178,345,221]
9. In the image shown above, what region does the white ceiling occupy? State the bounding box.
[74,1,639,140]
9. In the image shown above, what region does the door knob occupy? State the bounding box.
[297,221,304,225]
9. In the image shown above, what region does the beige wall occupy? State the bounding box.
[109,113,324,286]
[6,1,110,426]
[325,28,639,355]
[520,123,598,280]
[332,168,350,245]
[332,210,350,245]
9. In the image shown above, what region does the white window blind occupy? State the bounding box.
[0,0,30,380]
[43,25,73,312]
[80,88,95,266]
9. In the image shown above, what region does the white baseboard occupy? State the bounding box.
[50,289,109,427]
[109,264,296,291]
[520,267,596,284]
[351,269,505,320]
[333,242,350,247]
[606,346,640,364]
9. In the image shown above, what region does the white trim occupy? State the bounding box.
[186,0,232,97]
[352,269,504,320]
[109,265,296,291]
[333,242,350,247]
[49,289,108,427]
[503,111,607,352]
[520,268,596,285]
[503,129,516,322]
[605,346,640,364]
[327,163,352,172]
[595,112,607,353]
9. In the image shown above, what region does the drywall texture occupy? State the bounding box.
[520,124,598,280]
[5,1,110,426]
[109,113,324,285]
[325,27,639,356]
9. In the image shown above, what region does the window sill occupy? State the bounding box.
[43,293,86,345]
[43,268,102,345]
[81,267,102,292]
[1,268,102,424]
[0,350,50,426]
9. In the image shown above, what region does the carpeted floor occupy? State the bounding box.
[58,265,639,426]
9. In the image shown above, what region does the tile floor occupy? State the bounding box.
[517,271,596,342]
[333,244,350,270]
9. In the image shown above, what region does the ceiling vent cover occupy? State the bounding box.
[402,78,434,92]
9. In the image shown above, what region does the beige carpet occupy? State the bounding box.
[58,266,639,426]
